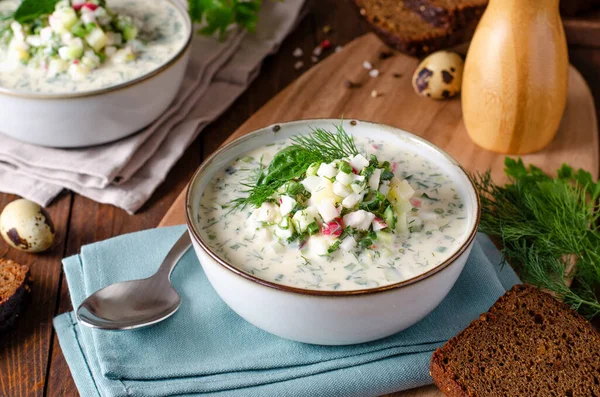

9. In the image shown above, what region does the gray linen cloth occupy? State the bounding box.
[0,0,306,213]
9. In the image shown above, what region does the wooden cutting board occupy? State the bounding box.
[158,33,599,396]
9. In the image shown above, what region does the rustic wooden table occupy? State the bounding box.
[1,1,599,396]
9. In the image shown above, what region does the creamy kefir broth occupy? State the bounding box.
[198,137,470,291]
[0,0,188,94]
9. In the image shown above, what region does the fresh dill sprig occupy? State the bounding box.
[231,124,359,210]
[290,124,359,162]
[473,158,600,318]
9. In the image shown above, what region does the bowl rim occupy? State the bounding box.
[0,0,192,100]
[186,119,481,297]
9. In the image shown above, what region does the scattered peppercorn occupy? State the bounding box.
[320,39,331,50]
[393,73,403,78]
[379,50,393,59]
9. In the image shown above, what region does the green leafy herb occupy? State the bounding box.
[188,0,261,39]
[473,158,600,318]
[231,124,359,210]
[12,0,59,24]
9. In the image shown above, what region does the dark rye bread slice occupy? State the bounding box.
[354,0,479,56]
[404,0,486,29]
[0,259,31,331]
[431,284,600,397]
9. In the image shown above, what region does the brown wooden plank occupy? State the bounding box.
[0,193,72,397]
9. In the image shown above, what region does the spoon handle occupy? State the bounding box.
[156,231,192,279]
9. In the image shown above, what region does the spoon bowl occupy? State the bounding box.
[77,232,191,330]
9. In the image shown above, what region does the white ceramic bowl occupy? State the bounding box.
[0,0,191,148]
[186,119,480,345]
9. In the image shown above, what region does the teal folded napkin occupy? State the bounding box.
[54,226,520,397]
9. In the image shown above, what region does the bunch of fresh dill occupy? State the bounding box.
[473,158,600,318]
[232,124,359,210]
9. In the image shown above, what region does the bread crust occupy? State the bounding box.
[353,0,482,56]
[404,0,487,30]
[0,259,31,331]
[430,285,600,397]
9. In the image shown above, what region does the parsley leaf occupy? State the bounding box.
[13,0,60,24]
[188,0,261,39]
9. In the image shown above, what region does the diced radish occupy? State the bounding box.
[348,154,369,172]
[372,217,388,231]
[317,199,339,223]
[279,195,296,216]
[292,209,317,232]
[252,202,280,223]
[336,171,353,186]
[391,162,398,173]
[342,193,361,209]
[409,198,422,208]
[305,236,330,255]
[379,183,390,196]
[275,225,293,240]
[40,27,53,42]
[317,163,337,178]
[332,181,352,198]
[301,175,321,193]
[420,211,438,222]
[339,236,357,251]
[343,210,375,231]
[83,3,99,11]
[321,217,343,236]
[81,12,96,25]
[368,168,381,190]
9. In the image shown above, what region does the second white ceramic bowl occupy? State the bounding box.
[0,0,191,148]
[186,119,480,345]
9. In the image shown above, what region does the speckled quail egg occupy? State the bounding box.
[412,51,464,100]
[0,199,55,253]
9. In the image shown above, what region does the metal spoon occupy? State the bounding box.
[77,232,192,330]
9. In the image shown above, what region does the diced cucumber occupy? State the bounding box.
[68,62,91,80]
[70,22,86,38]
[292,209,316,233]
[58,44,83,61]
[383,206,396,230]
[122,25,138,41]
[112,47,135,63]
[377,231,393,244]
[50,8,78,33]
[48,58,68,76]
[81,50,101,68]
[85,28,108,51]
[306,162,321,176]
